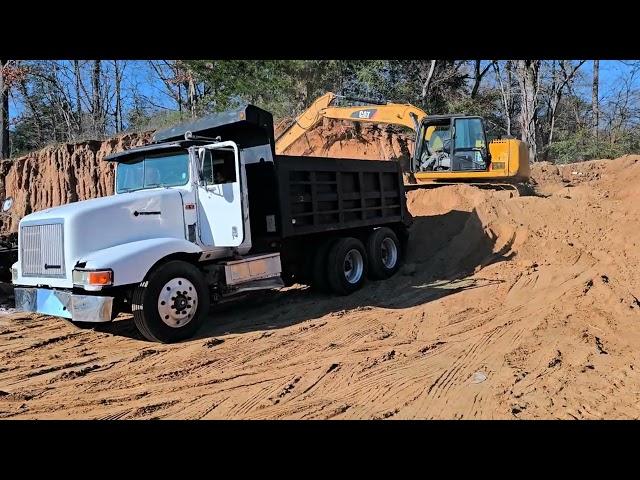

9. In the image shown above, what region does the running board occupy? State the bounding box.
[224,276,285,295]
[223,253,282,286]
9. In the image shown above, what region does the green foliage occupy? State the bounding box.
[125,109,185,135]
[446,90,506,138]
[184,60,358,118]
[549,128,640,164]
[6,59,640,164]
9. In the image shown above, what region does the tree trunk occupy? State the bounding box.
[92,60,103,135]
[74,60,82,133]
[493,60,512,136]
[188,75,196,117]
[0,59,9,159]
[420,60,437,105]
[592,60,599,143]
[114,60,123,131]
[516,60,540,162]
[470,60,491,98]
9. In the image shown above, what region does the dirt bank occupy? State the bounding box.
[276,118,415,169]
[2,152,640,419]
[0,132,152,234]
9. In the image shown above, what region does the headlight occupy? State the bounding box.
[73,269,113,287]
[11,266,17,282]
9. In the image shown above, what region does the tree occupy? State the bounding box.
[516,60,541,161]
[493,60,516,136]
[113,60,125,132]
[0,59,9,159]
[540,60,585,159]
[470,60,492,98]
[92,60,104,135]
[592,60,599,145]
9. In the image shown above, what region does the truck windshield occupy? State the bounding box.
[116,152,190,193]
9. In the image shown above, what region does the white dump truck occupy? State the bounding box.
[12,105,410,342]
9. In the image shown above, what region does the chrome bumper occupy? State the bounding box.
[14,287,113,323]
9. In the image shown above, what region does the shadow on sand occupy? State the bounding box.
[91,208,514,342]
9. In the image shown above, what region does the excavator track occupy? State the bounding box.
[403,180,536,197]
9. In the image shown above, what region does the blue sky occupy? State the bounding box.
[9,60,639,123]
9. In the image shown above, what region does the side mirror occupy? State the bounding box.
[2,197,13,213]
[197,149,207,185]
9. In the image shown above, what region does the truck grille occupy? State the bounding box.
[21,223,66,278]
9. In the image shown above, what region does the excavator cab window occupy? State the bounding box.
[417,120,453,172]
[451,117,489,171]
[428,126,451,153]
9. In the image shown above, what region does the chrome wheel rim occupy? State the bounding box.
[381,237,398,269]
[343,249,364,284]
[157,277,198,328]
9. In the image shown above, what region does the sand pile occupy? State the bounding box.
[3,123,640,419]
[278,118,415,167]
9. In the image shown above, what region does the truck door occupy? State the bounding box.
[196,141,244,247]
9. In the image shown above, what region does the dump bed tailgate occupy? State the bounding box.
[274,156,407,238]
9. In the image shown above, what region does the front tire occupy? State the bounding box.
[132,260,210,343]
[326,237,368,295]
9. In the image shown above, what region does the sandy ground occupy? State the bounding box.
[2,156,640,419]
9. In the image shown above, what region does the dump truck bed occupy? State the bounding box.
[245,155,407,242]
[275,156,407,237]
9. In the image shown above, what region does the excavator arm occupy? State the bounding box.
[275,92,427,154]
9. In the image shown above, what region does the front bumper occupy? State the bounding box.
[14,287,114,323]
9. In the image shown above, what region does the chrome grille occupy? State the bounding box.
[21,223,66,278]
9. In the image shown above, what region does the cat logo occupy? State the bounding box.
[351,109,377,120]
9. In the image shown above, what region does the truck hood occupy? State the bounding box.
[17,188,188,288]
[21,188,182,223]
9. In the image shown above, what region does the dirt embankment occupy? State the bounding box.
[0,132,152,234]
[2,121,640,419]
[277,118,415,168]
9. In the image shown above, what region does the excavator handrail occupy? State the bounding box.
[275,92,427,155]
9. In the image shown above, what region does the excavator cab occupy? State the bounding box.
[414,115,490,173]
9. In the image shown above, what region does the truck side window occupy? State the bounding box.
[201,149,237,186]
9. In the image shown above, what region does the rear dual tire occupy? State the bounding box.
[326,237,368,296]
[366,227,401,280]
[312,228,401,296]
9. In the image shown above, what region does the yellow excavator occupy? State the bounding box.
[275,92,531,192]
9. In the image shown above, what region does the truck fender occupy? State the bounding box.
[79,238,203,287]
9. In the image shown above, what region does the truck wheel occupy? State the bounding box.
[311,238,336,293]
[366,227,401,280]
[132,260,210,343]
[327,237,368,295]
